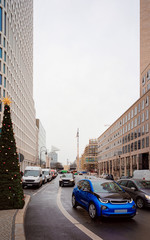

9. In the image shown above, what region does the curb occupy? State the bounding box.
[15,195,30,240]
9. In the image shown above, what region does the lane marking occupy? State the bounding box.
[32,182,52,196]
[57,187,103,240]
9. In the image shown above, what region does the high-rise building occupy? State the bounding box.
[0,0,36,171]
[96,0,150,178]
[36,119,46,166]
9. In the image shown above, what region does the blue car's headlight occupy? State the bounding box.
[99,198,109,204]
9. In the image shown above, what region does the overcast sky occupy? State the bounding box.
[33,0,140,165]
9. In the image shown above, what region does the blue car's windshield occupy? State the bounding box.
[92,181,123,193]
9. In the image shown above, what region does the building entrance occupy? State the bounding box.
[139,153,149,169]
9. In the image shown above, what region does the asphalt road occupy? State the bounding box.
[24,175,150,240]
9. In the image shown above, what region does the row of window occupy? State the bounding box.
[142,69,150,85]
[122,137,149,154]
[99,97,149,143]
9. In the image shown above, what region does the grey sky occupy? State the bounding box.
[33,0,139,165]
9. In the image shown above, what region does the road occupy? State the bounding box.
[24,175,150,240]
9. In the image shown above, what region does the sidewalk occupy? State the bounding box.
[0,195,30,240]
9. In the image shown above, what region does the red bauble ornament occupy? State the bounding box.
[9,187,11,190]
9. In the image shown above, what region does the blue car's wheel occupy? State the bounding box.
[88,202,97,219]
[72,194,77,208]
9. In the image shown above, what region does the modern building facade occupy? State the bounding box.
[49,151,58,168]
[97,0,150,178]
[80,139,98,172]
[36,119,46,166]
[0,0,36,171]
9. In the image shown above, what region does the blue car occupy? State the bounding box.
[72,178,136,219]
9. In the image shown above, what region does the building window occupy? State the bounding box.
[142,88,146,95]
[4,77,6,87]
[142,125,144,135]
[142,76,146,85]
[147,83,150,91]
[3,37,5,47]
[147,70,150,80]
[134,118,137,127]
[131,143,133,152]
[128,123,130,131]
[128,112,130,121]
[146,123,149,133]
[4,51,6,62]
[128,144,130,152]
[145,96,149,106]
[134,130,137,139]
[138,115,141,125]
[131,110,133,118]
[146,137,149,148]
[138,128,141,137]
[0,87,1,97]
[138,140,141,149]
[3,89,5,97]
[123,118,125,125]
[142,112,144,122]
[123,127,124,134]
[142,138,145,149]
[3,63,5,73]
[131,132,134,140]
[128,134,130,142]
[131,121,133,129]
[135,106,137,116]
[134,141,137,151]
[142,100,144,110]
[146,109,149,120]
[0,102,2,111]
[138,103,140,113]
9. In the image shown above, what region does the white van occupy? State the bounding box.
[42,168,52,182]
[133,170,150,180]
[22,166,43,188]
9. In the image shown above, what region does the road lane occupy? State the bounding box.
[24,176,91,240]
[24,175,150,240]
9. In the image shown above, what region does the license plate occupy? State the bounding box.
[27,184,33,186]
[114,209,127,213]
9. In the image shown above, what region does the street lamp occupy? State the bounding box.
[40,146,47,167]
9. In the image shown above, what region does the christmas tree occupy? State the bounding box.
[0,97,25,209]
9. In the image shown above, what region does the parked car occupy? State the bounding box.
[42,168,52,182]
[117,178,150,209]
[101,173,114,180]
[133,170,150,180]
[22,166,43,188]
[59,173,75,187]
[72,178,136,219]
[50,169,57,179]
[42,173,47,184]
[84,175,97,180]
